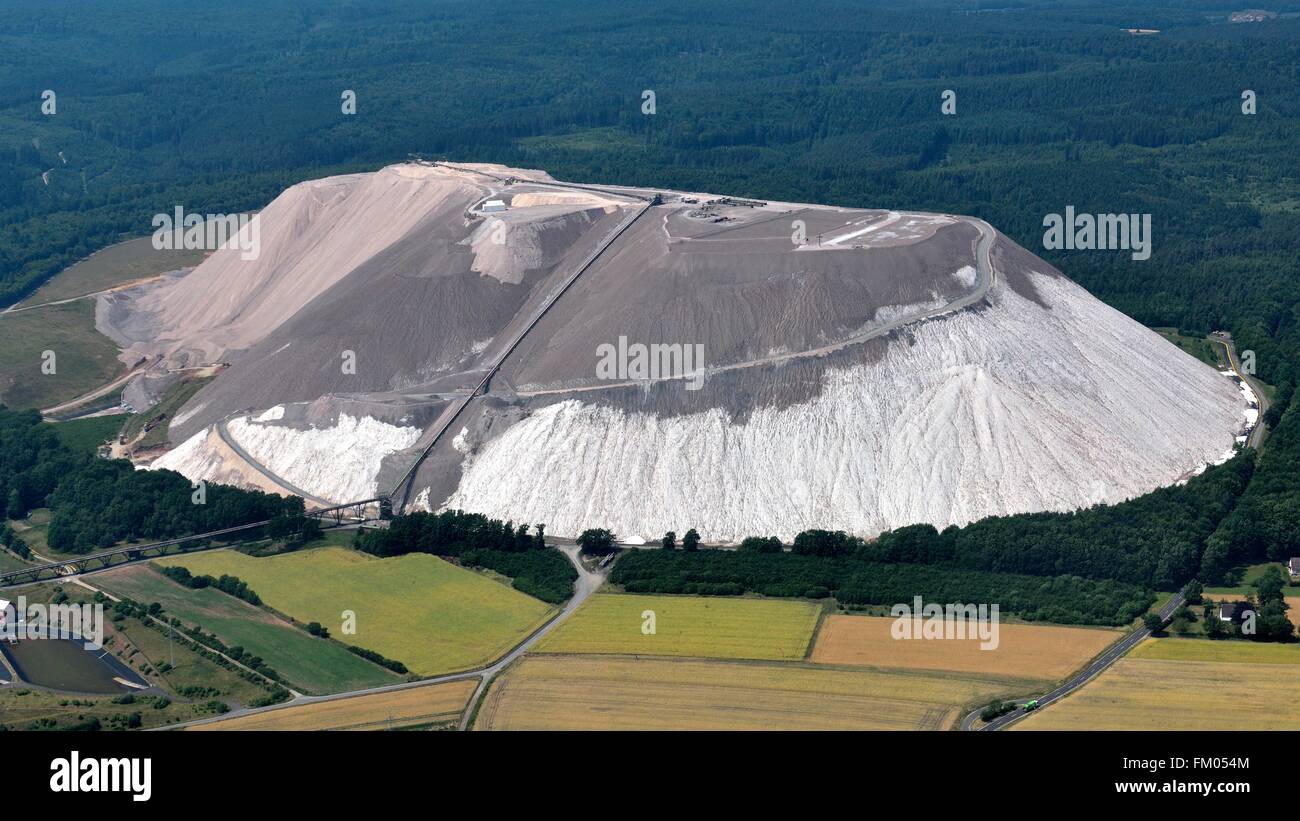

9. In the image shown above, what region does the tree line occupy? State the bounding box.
[611,549,1153,626]
[353,509,576,603]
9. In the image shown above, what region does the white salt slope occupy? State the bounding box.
[253,405,285,422]
[150,426,216,475]
[444,272,1245,542]
[153,413,420,503]
[224,413,420,503]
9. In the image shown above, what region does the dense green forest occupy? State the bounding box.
[0,405,303,553]
[1202,399,1300,579]
[859,452,1255,588]
[612,549,1154,626]
[1,0,1299,602]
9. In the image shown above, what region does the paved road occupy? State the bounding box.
[964,593,1185,731]
[1210,331,1270,449]
[159,543,605,731]
[517,214,998,398]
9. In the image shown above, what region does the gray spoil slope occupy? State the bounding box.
[170,201,628,442]
[495,206,982,420]
[404,210,992,504]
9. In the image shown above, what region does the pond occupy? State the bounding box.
[1,636,149,694]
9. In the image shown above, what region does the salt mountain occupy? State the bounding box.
[101,162,1248,543]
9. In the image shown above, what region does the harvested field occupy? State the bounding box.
[155,546,554,676]
[191,679,477,731]
[1016,640,1300,730]
[810,614,1120,679]
[475,654,1026,731]
[533,593,821,660]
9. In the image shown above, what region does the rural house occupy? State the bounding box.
[1219,602,1255,623]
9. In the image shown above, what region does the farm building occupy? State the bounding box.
[1289,558,1300,580]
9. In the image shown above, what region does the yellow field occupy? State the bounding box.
[475,654,1027,731]
[533,593,821,660]
[1016,640,1300,730]
[1132,636,1300,665]
[191,680,477,731]
[810,614,1120,679]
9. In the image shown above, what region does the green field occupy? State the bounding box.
[535,593,823,661]
[0,300,124,410]
[155,546,556,676]
[0,549,31,573]
[1203,562,1297,598]
[10,508,51,557]
[16,237,205,307]
[0,583,274,728]
[95,565,402,694]
[1151,327,1221,368]
[48,413,127,454]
